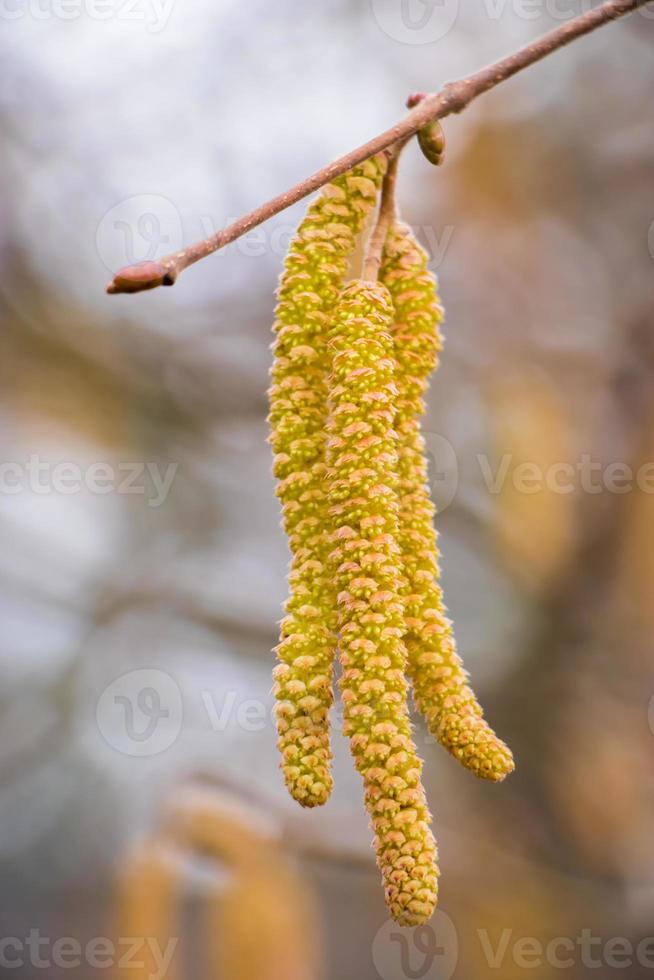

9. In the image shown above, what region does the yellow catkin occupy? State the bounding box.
[112,839,180,980]
[165,789,323,980]
[269,154,388,807]
[326,279,439,926]
[380,222,514,782]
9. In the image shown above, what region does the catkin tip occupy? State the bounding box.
[438,714,515,781]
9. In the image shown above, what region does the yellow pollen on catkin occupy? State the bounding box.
[380,222,514,783]
[326,279,439,926]
[268,154,389,808]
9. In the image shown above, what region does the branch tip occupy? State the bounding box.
[105,261,176,295]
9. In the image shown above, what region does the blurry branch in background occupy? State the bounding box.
[106,0,649,296]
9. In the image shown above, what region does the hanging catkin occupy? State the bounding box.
[269,154,388,807]
[380,222,514,781]
[113,839,180,980]
[326,279,439,926]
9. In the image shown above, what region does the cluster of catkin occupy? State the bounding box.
[269,153,514,926]
[113,788,321,980]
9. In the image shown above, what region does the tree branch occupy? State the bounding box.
[106,0,649,296]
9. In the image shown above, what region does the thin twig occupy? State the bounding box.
[106,0,648,295]
[362,147,402,282]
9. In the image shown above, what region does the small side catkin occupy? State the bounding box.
[269,154,388,807]
[326,279,439,926]
[380,223,514,782]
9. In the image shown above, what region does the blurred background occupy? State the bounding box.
[1,1,654,977]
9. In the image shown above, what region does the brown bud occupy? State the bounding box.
[406,92,427,109]
[106,261,176,295]
[417,120,446,167]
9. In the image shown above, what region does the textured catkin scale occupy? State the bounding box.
[268,154,389,808]
[326,280,439,926]
[380,222,514,782]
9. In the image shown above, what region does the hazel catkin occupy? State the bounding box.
[269,153,514,923]
[269,154,389,807]
[380,221,514,782]
[326,279,439,926]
